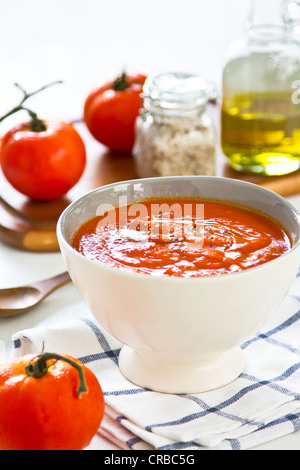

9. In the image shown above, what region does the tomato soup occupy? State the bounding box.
[71,198,291,278]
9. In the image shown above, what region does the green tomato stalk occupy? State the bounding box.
[0,81,63,132]
[25,352,88,398]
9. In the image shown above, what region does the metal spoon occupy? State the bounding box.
[0,272,71,317]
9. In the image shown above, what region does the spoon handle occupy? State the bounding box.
[32,272,72,298]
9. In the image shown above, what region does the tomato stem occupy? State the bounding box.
[0,80,63,130]
[22,108,47,132]
[25,353,88,398]
[112,72,130,92]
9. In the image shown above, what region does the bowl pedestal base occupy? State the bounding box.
[119,345,246,394]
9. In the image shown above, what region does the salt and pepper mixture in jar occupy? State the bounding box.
[133,72,217,178]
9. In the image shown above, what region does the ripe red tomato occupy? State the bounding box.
[0,120,86,201]
[84,72,147,153]
[0,353,105,451]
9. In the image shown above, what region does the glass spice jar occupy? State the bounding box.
[133,72,217,178]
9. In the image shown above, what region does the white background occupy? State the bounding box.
[0,0,249,125]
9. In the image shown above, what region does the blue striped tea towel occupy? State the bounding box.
[12,273,300,451]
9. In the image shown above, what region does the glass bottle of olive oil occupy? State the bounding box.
[221,0,300,175]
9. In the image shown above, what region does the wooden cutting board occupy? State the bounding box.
[1,110,300,253]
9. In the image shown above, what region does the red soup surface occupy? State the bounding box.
[71,198,292,278]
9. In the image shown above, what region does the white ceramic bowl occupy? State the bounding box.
[57,176,300,393]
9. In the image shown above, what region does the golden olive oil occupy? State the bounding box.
[221,92,300,175]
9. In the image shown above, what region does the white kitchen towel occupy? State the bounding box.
[12,273,300,451]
